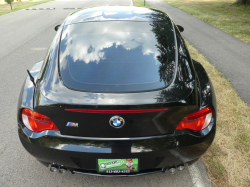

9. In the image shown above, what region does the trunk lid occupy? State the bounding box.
[34,78,198,138]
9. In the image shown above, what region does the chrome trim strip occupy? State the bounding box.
[73,170,162,177]
[20,124,172,140]
[55,133,170,141]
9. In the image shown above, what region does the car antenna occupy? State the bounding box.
[27,70,36,86]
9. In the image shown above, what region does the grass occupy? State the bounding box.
[164,0,250,44]
[187,41,250,187]
[0,0,53,16]
[133,0,151,8]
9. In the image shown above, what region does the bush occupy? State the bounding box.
[5,0,14,4]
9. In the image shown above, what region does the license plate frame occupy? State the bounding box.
[97,158,139,173]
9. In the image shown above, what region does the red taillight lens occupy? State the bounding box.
[176,107,212,131]
[21,108,59,132]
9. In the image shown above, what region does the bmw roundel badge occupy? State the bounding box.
[109,116,125,128]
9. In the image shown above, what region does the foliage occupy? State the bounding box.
[234,0,250,5]
[4,0,14,4]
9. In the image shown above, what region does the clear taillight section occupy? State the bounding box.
[21,108,59,132]
[176,107,212,131]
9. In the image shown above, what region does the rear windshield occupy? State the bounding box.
[59,21,176,92]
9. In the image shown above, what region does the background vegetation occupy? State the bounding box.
[164,0,250,44]
[4,0,14,4]
[133,0,150,7]
[0,0,53,16]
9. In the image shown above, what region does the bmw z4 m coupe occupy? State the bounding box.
[17,6,216,176]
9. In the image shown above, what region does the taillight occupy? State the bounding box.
[176,107,212,131]
[21,108,59,132]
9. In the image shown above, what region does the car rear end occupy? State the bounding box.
[18,100,216,176]
[17,6,216,176]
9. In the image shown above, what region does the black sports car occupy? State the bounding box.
[17,6,216,176]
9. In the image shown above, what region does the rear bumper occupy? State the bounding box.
[71,168,163,177]
[18,120,215,174]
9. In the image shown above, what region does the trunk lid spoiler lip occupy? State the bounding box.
[38,78,196,106]
[64,108,169,113]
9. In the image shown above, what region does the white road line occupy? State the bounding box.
[188,163,206,187]
[25,8,55,10]
[169,150,209,187]
[130,0,133,6]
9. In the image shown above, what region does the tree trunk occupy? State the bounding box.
[235,0,248,4]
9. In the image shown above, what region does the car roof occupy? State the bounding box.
[64,6,170,25]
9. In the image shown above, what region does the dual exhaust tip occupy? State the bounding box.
[50,164,67,174]
[164,164,185,174]
[49,163,185,175]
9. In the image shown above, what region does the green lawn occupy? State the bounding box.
[133,0,150,8]
[188,41,250,186]
[164,0,250,44]
[0,0,53,16]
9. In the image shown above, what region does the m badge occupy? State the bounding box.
[66,122,78,127]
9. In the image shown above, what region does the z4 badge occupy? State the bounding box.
[66,122,78,127]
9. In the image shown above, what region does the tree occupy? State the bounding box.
[5,0,13,10]
[234,0,250,5]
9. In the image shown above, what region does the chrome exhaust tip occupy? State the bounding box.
[50,163,59,173]
[177,164,185,171]
[59,166,67,175]
[168,167,176,174]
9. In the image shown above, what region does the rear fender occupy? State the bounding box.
[17,61,43,123]
[193,60,216,112]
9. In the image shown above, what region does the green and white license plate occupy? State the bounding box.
[97,159,139,173]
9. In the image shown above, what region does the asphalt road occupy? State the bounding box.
[0,0,212,187]
[147,0,250,106]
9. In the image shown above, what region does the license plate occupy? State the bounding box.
[97,158,139,173]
